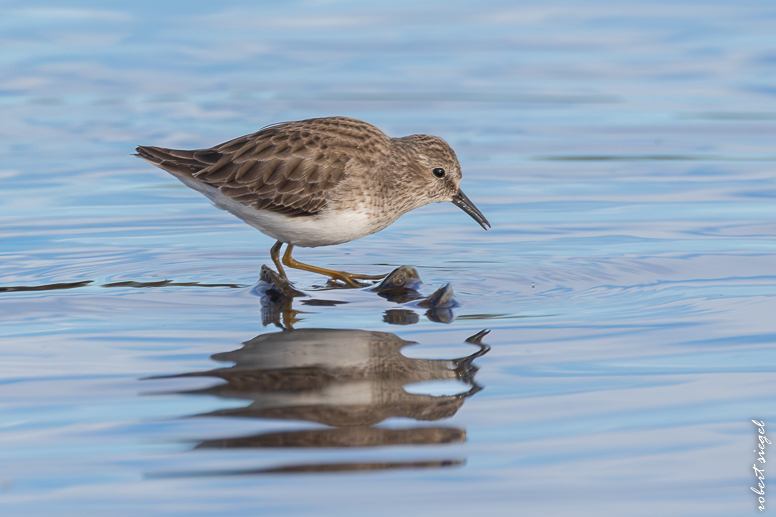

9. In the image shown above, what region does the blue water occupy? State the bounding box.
[2,1,776,515]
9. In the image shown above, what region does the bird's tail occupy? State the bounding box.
[135,146,220,178]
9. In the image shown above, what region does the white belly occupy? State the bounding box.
[176,175,384,247]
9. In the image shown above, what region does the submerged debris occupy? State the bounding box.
[374,265,422,291]
[253,265,306,329]
[418,283,457,309]
[256,265,305,301]
[254,264,464,326]
[418,284,458,324]
[372,265,424,303]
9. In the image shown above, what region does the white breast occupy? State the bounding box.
[175,175,386,247]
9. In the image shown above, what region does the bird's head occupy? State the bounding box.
[397,134,490,230]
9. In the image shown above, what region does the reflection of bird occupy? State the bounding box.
[136,116,490,287]
[171,328,488,427]
[150,328,489,476]
[196,426,465,450]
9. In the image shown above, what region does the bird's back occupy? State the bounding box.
[136,117,391,217]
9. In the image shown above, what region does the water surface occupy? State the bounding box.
[2,1,776,516]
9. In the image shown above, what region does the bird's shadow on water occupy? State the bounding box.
[144,327,490,478]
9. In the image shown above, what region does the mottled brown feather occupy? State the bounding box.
[135,117,391,217]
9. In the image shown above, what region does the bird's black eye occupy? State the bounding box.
[432,167,446,178]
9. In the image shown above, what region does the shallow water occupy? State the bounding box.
[2,1,776,515]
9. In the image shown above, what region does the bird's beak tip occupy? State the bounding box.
[452,189,490,231]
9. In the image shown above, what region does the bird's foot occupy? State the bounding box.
[325,270,387,289]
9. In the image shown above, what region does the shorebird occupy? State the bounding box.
[136,116,489,287]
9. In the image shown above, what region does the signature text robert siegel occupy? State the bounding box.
[752,420,770,511]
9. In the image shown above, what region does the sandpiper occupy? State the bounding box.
[136,116,490,287]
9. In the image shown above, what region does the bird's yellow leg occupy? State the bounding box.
[270,241,289,281]
[282,244,387,288]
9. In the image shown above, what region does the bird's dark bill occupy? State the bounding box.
[452,190,490,230]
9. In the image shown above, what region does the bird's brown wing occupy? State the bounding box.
[136,117,389,217]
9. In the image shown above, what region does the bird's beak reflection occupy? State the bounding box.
[452,189,490,230]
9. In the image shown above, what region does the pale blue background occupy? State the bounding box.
[1,1,775,516]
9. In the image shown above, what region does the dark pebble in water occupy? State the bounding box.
[418,283,457,309]
[373,265,422,291]
[373,265,425,303]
